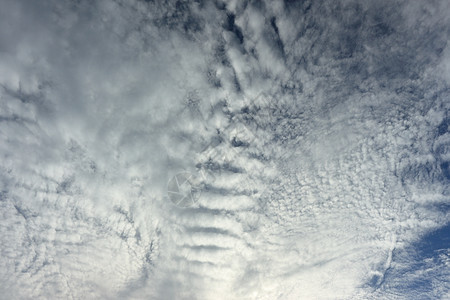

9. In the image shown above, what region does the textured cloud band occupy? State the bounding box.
[0,0,449,299]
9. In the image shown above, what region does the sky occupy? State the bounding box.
[0,0,449,299]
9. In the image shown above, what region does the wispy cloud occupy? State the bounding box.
[0,0,448,299]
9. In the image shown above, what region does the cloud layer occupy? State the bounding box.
[0,0,449,299]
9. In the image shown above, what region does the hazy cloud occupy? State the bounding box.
[0,0,449,299]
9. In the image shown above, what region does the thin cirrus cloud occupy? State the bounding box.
[0,0,449,299]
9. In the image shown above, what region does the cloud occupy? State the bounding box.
[0,0,449,299]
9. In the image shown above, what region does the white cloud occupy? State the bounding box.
[0,0,449,299]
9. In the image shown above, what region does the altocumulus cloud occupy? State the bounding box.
[0,0,449,299]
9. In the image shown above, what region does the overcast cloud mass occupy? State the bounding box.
[0,0,449,299]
